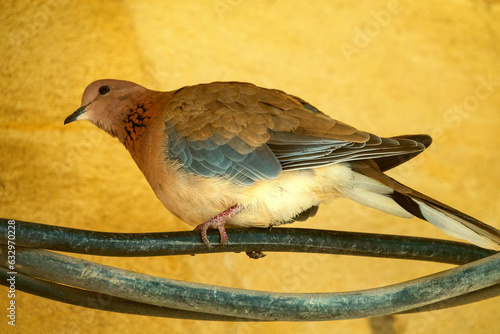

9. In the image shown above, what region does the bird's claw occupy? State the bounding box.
[193,204,242,247]
[194,219,229,247]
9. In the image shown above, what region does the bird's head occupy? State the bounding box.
[64,79,148,139]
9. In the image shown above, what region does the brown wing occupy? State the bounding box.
[164,82,428,183]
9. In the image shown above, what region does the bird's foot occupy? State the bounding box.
[194,204,243,247]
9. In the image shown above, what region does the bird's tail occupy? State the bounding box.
[343,161,500,250]
[390,187,500,250]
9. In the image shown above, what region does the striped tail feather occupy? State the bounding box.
[347,161,500,250]
[390,189,500,250]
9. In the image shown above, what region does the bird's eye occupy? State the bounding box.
[98,85,111,95]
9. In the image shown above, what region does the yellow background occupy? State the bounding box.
[2,1,500,333]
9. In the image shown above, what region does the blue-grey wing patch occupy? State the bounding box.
[166,122,282,184]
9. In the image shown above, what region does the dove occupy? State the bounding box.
[64,79,500,250]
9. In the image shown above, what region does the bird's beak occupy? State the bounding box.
[64,105,88,125]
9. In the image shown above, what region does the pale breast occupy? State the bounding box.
[149,163,352,228]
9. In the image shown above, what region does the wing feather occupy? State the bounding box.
[164,82,430,183]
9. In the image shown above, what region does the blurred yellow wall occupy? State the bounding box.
[1,1,500,333]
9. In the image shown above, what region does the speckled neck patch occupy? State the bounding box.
[124,104,151,151]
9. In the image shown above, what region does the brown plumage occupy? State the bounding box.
[65,79,500,249]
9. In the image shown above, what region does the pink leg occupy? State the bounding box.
[194,204,243,247]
